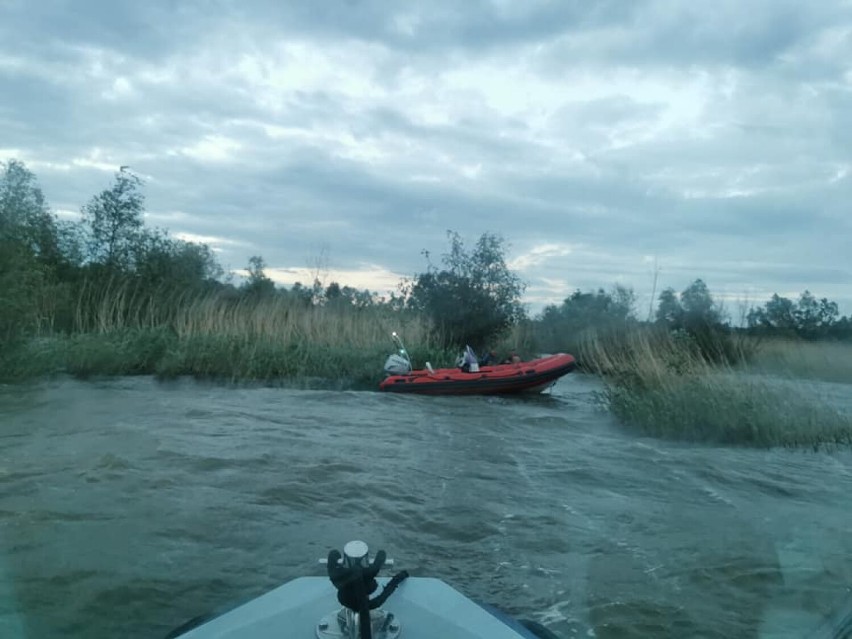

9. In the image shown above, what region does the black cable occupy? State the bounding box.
[368,571,409,610]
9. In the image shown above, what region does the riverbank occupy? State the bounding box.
[582,329,852,448]
[1,331,457,390]
[3,298,851,449]
[745,337,852,385]
[0,288,457,387]
[1,330,384,388]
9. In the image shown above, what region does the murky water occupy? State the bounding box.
[0,375,850,638]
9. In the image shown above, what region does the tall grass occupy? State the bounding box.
[72,278,199,334]
[583,328,852,448]
[1,280,455,386]
[746,337,852,385]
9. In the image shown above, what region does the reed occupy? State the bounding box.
[584,328,852,448]
[171,293,432,349]
[745,337,852,384]
[4,281,454,386]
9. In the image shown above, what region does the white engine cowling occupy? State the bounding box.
[384,353,412,375]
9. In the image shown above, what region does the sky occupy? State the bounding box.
[1,0,850,317]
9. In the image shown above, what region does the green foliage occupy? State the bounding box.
[655,288,681,327]
[0,158,431,385]
[3,157,849,396]
[241,255,276,297]
[680,279,722,326]
[747,291,847,339]
[0,160,60,344]
[0,328,443,388]
[0,159,57,259]
[324,282,375,309]
[655,279,724,330]
[154,336,398,387]
[0,338,63,380]
[0,158,231,342]
[750,293,797,331]
[746,338,852,384]
[289,280,320,306]
[404,231,525,349]
[81,169,145,270]
[63,329,176,377]
[536,285,636,355]
[587,328,852,449]
[0,240,47,344]
[134,229,223,290]
[604,375,852,448]
[652,279,742,363]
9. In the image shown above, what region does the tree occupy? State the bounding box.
[404,231,525,349]
[324,282,375,308]
[653,279,734,362]
[834,315,852,341]
[656,280,723,330]
[747,294,796,332]
[81,169,145,270]
[0,236,46,343]
[0,159,68,343]
[134,230,223,290]
[747,291,842,339]
[655,288,682,327]
[679,279,723,329]
[542,286,635,329]
[241,255,275,297]
[1,159,47,235]
[0,159,62,264]
[794,291,838,338]
[290,281,315,306]
[536,285,636,353]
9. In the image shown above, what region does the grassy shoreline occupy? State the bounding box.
[0,331,393,388]
[1,286,459,387]
[1,332,458,390]
[3,288,850,449]
[582,329,852,448]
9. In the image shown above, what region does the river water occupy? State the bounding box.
[0,375,850,638]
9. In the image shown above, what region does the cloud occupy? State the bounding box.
[1,0,850,316]
[262,264,403,295]
[172,232,248,249]
[178,136,243,163]
[509,243,576,271]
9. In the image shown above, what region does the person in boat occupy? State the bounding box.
[478,350,498,366]
[500,350,521,364]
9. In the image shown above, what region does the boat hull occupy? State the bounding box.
[169,576,548,638]
[378,353,576,395]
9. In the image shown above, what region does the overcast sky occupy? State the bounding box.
[2,0,850,316]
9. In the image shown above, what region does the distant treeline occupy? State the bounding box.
[2,158,849,368]
[535,280,851,355]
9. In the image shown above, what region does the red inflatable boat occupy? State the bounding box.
[379,353,577,396]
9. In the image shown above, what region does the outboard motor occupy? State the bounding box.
[318,540,409,639]
[458,345,479,373]
[383,353,411,376]
[383,332,412,376]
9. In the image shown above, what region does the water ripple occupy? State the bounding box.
[0,375,850,638]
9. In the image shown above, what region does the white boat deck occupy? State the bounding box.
[177,576,536,639]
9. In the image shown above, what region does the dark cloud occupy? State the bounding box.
[1,0,850,314]
[218,0,640,53]
[0,0,226,60]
